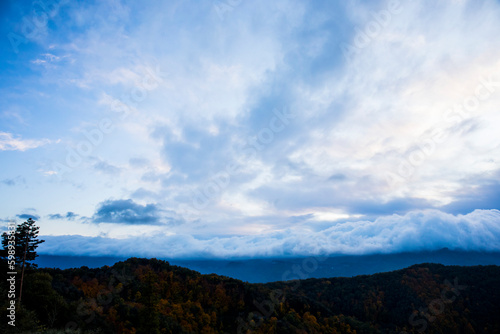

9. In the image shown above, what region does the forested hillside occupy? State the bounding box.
[1,258,499,333]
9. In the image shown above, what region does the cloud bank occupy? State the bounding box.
[39,209,500,258]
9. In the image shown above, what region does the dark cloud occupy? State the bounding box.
[17,214,40,221]
[93,199,163,225]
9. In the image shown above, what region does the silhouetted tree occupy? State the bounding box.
[1,218,45,304]
[1,218,45,268]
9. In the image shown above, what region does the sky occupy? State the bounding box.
[1,0,500,259]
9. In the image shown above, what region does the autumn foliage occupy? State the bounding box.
[1,258,499,333]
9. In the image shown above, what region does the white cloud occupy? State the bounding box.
[0,132,54,151]
[39,209,500,258]
[3,0,500,254]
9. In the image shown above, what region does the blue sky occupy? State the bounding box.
[1,0,500,258]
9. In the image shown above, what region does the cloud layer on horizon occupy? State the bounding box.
[38,209,500,258]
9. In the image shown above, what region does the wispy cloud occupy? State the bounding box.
[93,159,121,175]
[1,0,500,257]
[48,211,79,220]
[1,176,25,186]
[0,132,54,151]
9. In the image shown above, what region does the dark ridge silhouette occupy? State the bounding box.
[36,248,500,282]
[1,257,499,333]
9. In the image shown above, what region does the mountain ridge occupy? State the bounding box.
[3,256,499,333]
[35,248,500,283]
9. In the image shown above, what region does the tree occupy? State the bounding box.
[23,272,69,328]
[1,218,45,304]
[1,218,45,268]
[138,270,160,334]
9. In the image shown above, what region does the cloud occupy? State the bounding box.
[441,177,500,214]
[1,176,26,186]
[92,199,165,225]
[131,188,159,200]
[17,214,40,221]
[1,109,27,126]
[48,212,79,220]
[31,53,64,68]
[129,158,149,167]
[93,160,121,175]
[2,0,500,252]
[0,132,53,151]
[126,0,500,227]
[39,209,500,258]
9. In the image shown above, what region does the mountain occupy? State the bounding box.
[36,249,500,282]
[2,257,499,333]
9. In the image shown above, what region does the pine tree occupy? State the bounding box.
[1,218,45,268]
[1,218,45,304]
